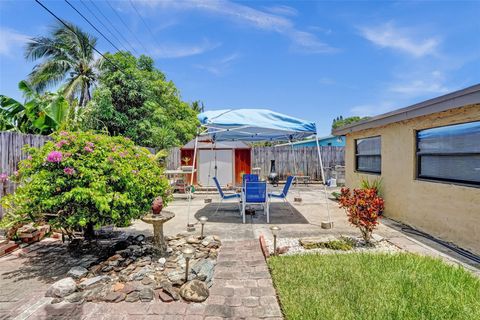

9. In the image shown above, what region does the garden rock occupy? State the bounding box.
[104,291,126,303]
[159,280,180,301]
[192,259,214,284]
[125,291,140,302]
[139,288,154,302]
[65,292,86,303]
[67,266,89,279]
[157,289,174,302]
[79,275,110,290]
[179,280,209,302]
[45,277,77,298]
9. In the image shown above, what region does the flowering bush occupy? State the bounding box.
[1,131,170,238]
[338,187,384,244]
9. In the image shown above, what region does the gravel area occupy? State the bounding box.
[265,235,402,256]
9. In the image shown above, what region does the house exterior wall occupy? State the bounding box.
[344,104,480,254]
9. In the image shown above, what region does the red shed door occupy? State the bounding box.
[235,149,251,185]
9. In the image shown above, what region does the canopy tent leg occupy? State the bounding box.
[186,134,199,230]
[290,139,302,204]
[315,135,333,229]
[204,139,215,203]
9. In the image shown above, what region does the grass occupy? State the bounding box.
[268,253,480,320]
[302,237,356,251]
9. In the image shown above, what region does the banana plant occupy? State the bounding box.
[0,80,69,134]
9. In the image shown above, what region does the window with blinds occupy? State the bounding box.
[417,121,480,186]
[355,136,381,174]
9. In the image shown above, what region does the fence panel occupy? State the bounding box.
[251,146,345,181]
[0,132,52,217]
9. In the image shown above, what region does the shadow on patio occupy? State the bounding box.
[194,201,310,224]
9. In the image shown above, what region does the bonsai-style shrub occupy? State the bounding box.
[338,187,384,245]
[1,131,170,239]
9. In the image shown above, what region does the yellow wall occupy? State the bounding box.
[345,104,480,254]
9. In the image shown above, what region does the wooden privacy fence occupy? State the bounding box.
[164,146,345,181]
[251,146,344,181]
[0,132,52,217]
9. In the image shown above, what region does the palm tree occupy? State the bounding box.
[25,22,100,107]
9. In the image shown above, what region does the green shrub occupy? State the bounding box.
[1,131,170,237]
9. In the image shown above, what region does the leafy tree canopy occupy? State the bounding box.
[83,52,198,149]
[332,115,369,129]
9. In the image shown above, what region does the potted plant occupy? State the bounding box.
[181,156,193,172]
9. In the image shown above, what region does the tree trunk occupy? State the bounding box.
[83,223,95,240]
[79,85,85,108]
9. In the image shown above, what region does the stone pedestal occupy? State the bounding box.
[141,211,175,254]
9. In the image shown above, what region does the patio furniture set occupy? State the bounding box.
[213,174,295,223]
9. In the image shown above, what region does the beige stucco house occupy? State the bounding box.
[332,84,480,254]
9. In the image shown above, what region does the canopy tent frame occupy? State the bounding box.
[186,109,332,229]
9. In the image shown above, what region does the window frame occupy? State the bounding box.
[355,135,382,174]
[416,121,480,187]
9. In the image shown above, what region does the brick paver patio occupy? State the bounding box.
[1,239,282,320]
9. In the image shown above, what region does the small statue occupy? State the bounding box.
[152,196,164,215]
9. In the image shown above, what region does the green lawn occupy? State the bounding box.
[268,253,480,320]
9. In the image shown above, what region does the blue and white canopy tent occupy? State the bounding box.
[186,109,333,227]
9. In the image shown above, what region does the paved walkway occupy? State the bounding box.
[1,239,281,320]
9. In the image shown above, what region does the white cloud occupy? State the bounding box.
[389,70,450,95]
[349,101,396,117]
[195,52,240,75]
[150,40,220,58]
[139,0,335,54]
[0,27,29,57]
[359,22,439,57]
[264,5,298,17]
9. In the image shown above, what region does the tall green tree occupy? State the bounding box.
[83,52,198,149]
[25,21,100,107]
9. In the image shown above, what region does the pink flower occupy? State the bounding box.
[27,155,33,160]
[46,151,63,163]
[84,146,94,153]
[59,131,69,136]
[86,142,95,148]
[55,140,69,148]
[119,151,127,158]
[0,173,8,183]
[131,170,138,175]
[63,167,75,175]
[108,156,114,163]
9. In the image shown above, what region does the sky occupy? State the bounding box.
[1,0,479,136]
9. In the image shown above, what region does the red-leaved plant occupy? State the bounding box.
[338,187,385,245]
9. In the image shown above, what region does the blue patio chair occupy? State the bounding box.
[268,176,295,215]
[213,176,241,214]
[242,174,259,184]
[242,181,269,223]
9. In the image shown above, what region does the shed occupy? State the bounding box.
[181,139,251,187]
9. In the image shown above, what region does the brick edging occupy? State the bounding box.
[259,235,270,259]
